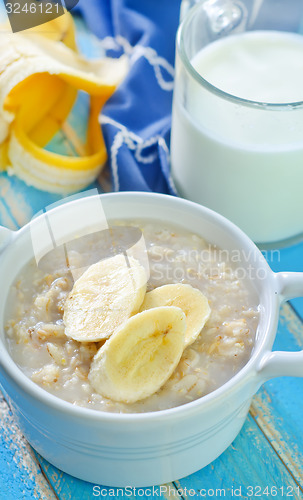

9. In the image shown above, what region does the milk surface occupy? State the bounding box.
[171,30,303,243]
[192,30,303,103]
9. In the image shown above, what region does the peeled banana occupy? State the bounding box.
[0,13,127,192]
[88,306,186,403]
[140,283,211,346]
[64,254,147,342]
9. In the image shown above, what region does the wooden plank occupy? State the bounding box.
[174,413,301,500]
[35,456,178,500]
[249,302,303,487]
[0,395,57,500]
[251,391,303,488]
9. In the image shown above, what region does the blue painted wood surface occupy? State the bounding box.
[0,11,303,500]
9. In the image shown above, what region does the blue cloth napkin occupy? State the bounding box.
[76,0,181,194]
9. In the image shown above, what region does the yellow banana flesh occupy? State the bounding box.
[29,83,78,148]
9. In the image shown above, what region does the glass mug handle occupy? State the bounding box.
[179,0,264,28]
[179,0,197,21]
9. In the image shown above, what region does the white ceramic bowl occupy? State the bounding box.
[0,192,303,487]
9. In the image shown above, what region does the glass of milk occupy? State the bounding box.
[170,0,303,245]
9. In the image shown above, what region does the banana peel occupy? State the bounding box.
[0,14,128,193]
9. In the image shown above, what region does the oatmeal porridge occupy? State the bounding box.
[5,220,259,413]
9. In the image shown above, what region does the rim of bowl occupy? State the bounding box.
[0,192,276,423]
[177,2,303,110]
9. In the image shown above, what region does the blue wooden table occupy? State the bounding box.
[0,14,303,500]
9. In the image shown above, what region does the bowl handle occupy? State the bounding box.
[0,226,14,252]
[258,272,303,380]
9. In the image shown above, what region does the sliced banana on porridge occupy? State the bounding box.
[88,306,186,403]
[63,254,147,342]
[140,283,211,346]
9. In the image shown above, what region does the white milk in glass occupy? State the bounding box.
[171,31,303,243]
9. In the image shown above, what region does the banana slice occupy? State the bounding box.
[63,254,147,342]
[140,283,211,347]
[88,306,186,403]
